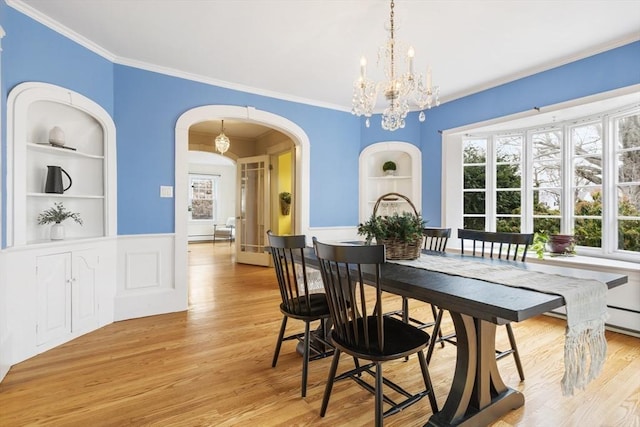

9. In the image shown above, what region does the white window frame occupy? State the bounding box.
[188,173,219,222]
[444,97,640,263]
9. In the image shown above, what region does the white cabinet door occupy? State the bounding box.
[72,249,99,334]
[36,249,99,346]
[36,253,72,345]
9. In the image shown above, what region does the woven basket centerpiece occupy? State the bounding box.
[357,193,425,260]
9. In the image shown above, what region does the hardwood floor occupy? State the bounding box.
[1,242,638,426]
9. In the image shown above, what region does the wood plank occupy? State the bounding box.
[0,242,638,426]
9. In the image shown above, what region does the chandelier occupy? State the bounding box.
[352,0,440,131]
[215,120,230,155]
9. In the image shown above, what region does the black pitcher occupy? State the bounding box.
[45,165,72,194]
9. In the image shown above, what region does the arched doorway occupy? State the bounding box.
[174,106,310,286]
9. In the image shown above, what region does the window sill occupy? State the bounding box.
[527,253,639,273]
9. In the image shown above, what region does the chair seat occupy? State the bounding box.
[281,293,330,319]
[332,316,430,361]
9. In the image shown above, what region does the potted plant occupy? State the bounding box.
[382,160,397,176]
[532,231,576,259]
[279,192,292,215]
[358,211,426,260]
[37,202,83,240]
[548,234,575,255]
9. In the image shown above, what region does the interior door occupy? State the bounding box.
[235,155,271,266]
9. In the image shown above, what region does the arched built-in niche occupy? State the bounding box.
[359,141,422,222]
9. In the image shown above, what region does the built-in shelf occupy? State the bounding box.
[27,192,105,199]
[8,82,116,247]
[27,142,104,159]
[369,175,412,180]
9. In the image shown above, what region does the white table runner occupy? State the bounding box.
[390,254,608,396]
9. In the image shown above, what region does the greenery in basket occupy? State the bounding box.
[37,202,83,225]
[382,161,397,172]
[357,211,425,245]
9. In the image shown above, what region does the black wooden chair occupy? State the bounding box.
[388,228,451,333]
[313,238,438,426]
[426,228,533,381]
[267,230,332,398]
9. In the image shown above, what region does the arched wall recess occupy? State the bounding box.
[359,141,422,223]
[6,82,117,246]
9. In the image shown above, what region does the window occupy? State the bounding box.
[458,104,640,260]
[189,174,219,221]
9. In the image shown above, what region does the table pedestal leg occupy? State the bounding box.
[426,312,524,426]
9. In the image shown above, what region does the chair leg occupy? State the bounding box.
[505,323,525,381]
[272,316,288,367]
[402,297,410,361]
[402,297,409,324]
[426,309,444,364]
[301,321,311,397]
[430,304,445,347]
[417,350,439,414]
[375,361,383,427]
[320,349,341,417]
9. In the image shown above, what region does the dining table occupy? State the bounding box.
[300,245,628,427]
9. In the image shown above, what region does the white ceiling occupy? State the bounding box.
[13,0,640,114]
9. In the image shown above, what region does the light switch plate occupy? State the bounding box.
[160,186,174,198]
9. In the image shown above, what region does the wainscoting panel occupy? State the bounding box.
[115,234,187,321]
[125,251,161,290]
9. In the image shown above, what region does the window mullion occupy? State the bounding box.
[523,130,534,233]
[561,124,572,235]
[487,135,497,231]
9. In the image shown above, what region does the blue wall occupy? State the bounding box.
[2,2,639,244]
[114,66,360,234]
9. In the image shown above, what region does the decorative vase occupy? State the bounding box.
[48,126,66,146]
[547,234,574,254]
[280,199,291,215]
[50,223,65,240]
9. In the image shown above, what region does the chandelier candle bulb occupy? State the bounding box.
[408,46,414,74]
[360,56,367,79]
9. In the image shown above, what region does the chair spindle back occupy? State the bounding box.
[267,231,314,314]
[313,238,386,353]
[423,227,451,252]
[458,229,533,262]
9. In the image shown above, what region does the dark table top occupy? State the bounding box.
[302,247,628,324]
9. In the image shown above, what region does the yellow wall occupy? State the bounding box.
[278,151,292,234]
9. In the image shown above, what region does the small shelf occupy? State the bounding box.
[369,175,412,180]
[28,192,104,199]
[368,199,409,204]
[27,142,104,160]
